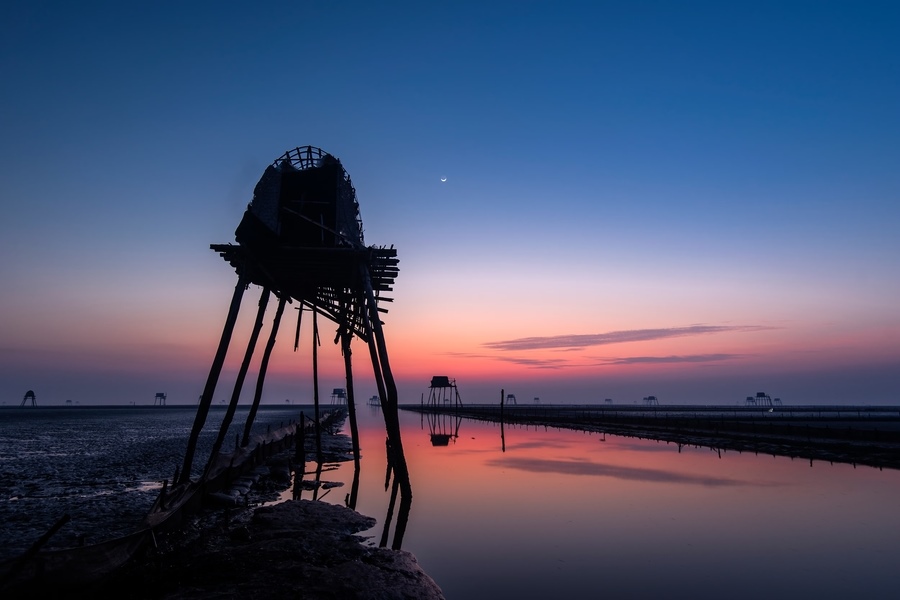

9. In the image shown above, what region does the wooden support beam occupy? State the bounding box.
[241,296,286,447]
[180,270,249,484]
[205,287,270,477]
[312,308,322,462]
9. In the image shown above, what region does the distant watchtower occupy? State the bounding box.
[331,388,347,405]
[426,376,463,409]
[746,392,781,407]
[643,395,659,406]
[21,390,36,407]
[154,392,167,406]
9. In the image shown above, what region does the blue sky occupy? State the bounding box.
[1,1,898,405]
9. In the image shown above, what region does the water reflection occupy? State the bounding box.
[393,410,900,600]
[379,435,412,549]
[484,456,774,487]
[285,409,413,550]
[425,411,461,446]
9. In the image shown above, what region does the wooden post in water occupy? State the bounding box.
[180,269,248,484]
[296,413,306,465]
[500,388,506,453]
[241,296,286,447]
[293,305,303,351]
[312,307,322,462]
[360,269,410,497]
[341,328,362,469]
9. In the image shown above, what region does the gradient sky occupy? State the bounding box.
[1,1,898,406]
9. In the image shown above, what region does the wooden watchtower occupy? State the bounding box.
[178,146,407,492]
[426,376,462,409]
[331,388,347,405]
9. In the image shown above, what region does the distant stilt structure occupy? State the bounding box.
[178,146,404,499]
[153,392,167,406]
[643,395,660,406]
[745,392,781,407]
[426,376,463,409]
[331,388,347,405]
[21,390,36,407]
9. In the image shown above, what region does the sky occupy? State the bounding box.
[1,1,898,406]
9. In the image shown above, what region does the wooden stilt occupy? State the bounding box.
[347,462,361,511]
[392,482,412,550]
[312,308,322,462]
[293,412,306,501]
[241,296,286,447]
[361,268,411,496]
[341,328,361,469]
[293,305,303,352]
[180,270,248,484]
[379,475,399,548]
[501,388,506,452]
[206,287,270,475]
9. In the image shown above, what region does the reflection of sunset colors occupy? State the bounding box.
[1,3,898,405]
[362,411,900,599]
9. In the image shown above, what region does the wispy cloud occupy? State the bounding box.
[443,351,575,369]
[600,353,744,365]
[483,325,773,352]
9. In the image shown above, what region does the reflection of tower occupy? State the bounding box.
[427,412,462,446]
[426,376,462,409]
[331,388,347,405]
[21,390,36,407]
[154,392,167,406]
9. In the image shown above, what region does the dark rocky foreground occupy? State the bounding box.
[3,413,443,600]
[92,499,444,600]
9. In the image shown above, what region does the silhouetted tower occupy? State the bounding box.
[331,388,347,405]
[21,390,36,407]
[643,395,659,406]
[178,146,405,493]
[426,376,463,409]
[505,393,517,405]
[154,392,167,406]
[746,392,779,407]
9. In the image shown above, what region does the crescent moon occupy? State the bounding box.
[440,177,447,182]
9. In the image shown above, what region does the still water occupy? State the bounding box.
[2,405,899,599]
[369,408,900,599]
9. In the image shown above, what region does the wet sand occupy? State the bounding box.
[2,414,444,600]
